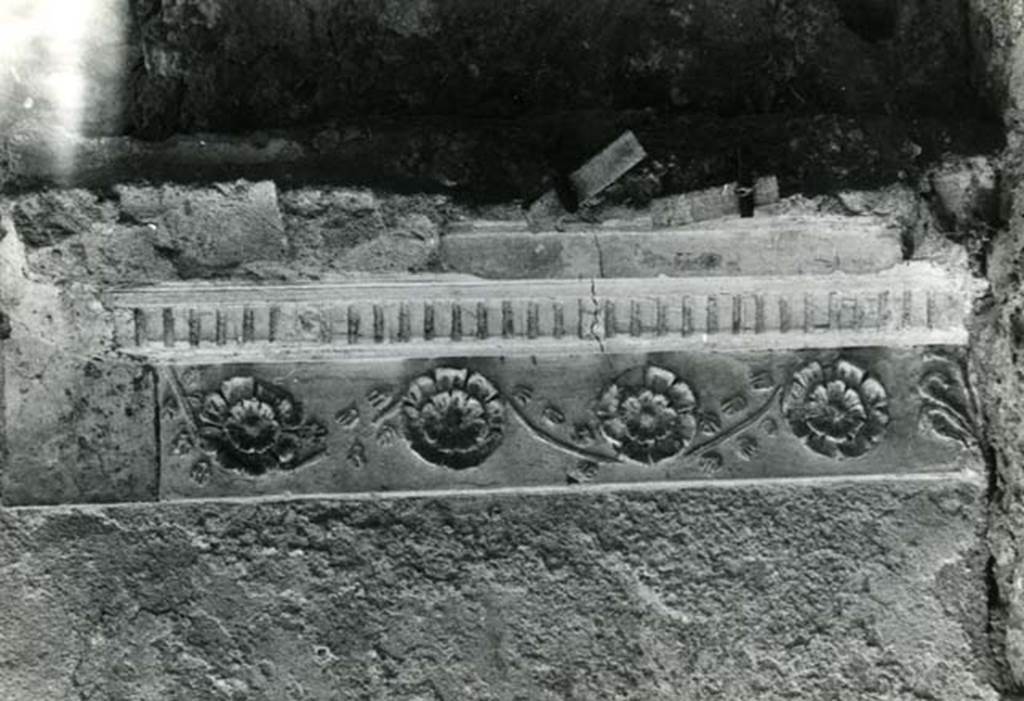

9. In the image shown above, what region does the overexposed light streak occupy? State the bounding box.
[0,0,126,178]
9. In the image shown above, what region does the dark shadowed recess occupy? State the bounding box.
[21,113,1003,206]
[6,0,1009,201]
[122,0,991,135]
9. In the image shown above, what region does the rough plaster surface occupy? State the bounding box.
[0,233,156,505]
[115,180,287,275]
[0,170,982,287]
[964,0,1024,694]
[6,182,449,285]
[0,480,997,700]
[281,188,444,276]
[978,179,1024,693]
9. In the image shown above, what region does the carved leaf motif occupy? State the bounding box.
[921,408,974,447]
[180,368,202,391]
[334,403,360,429]
[736,435,759,461]
[721,395,748,416]
[572,422,597,444]
[697,410,722,436]
[695,452,724,476]
[170,429,195,456]
[543,405,566,425]
[512,385,534,404]
[376,423,398,448]
[197,428,220,456]
[566,460,599,485]
[183,394,202,416]
[367,386,395,414]
[749,369,775,391]
[347,439,367,469]
[918,358,978,449]
[190,458,212,485]
[162,394,182,420]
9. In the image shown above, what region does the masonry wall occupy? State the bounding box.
[2,1,1024,699]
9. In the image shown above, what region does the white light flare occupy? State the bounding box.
[0,0,126,179]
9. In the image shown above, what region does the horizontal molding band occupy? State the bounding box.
[107,262,972,361]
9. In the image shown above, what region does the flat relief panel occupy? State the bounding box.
[95,228,979,505]
[157,346,982,500]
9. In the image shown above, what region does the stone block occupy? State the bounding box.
[0,479,995,699]
[568,130,647,204]
[651,176,779,227]
[442,215,904,280]
[151,347,980,502]
[97,257,978,501]
[0,228,159,506]
[25,225,179,286]
[282,188,386,250]
[9,189,112,247]
[2,353,158,506]
[526,131,647,230]
[930,157,1000,234]
[115,180,287,275]
[282,188,440,274]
